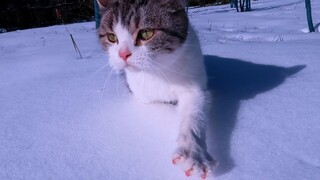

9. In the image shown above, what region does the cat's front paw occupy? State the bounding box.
[172,146,218,179]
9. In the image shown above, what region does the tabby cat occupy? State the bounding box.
[98,0,217,178]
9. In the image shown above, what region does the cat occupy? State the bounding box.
[97,0,217,178]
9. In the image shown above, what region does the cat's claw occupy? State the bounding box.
[183,165,209,179]
[201,167,208,179]
[172,147,217,179]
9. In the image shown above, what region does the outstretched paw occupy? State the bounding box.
[172,146,217,179]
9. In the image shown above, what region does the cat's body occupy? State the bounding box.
[98,0,216,178]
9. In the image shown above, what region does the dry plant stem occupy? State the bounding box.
[56,9,83,59]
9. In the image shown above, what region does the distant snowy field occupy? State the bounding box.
[1,0,320,179]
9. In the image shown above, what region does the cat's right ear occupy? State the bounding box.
[96,0,113,15]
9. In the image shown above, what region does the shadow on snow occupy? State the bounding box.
[204,55,305,176]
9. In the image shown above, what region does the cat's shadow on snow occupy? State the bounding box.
[203,55,305,176]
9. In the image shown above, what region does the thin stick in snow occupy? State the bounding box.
[55,9,83,59]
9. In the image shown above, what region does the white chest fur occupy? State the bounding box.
[125,70,178,103]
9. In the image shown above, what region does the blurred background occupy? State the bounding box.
[0,0,229,33]
[0,0,94,32]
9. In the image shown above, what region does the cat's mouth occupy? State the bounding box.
[124,63,140,72]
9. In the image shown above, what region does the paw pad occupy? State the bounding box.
[185,168,194,177]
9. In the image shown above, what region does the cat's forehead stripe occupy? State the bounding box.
[118,3,141,34]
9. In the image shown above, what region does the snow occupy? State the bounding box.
[1,0,320,179]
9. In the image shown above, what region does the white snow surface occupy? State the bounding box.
[1,0,320,179]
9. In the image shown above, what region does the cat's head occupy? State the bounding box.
[98,0,188,72]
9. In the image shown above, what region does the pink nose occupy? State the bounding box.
[118,48,132,61]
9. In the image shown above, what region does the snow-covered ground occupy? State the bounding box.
[1,0,320,179]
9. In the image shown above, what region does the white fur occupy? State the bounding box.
[107,22,216,176]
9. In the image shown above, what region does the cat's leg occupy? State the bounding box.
[173,87,217,179]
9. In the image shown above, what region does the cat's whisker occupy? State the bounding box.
[150,60,207,79]
[90,62,109,78]
[140,60,169,98]
[116,72,120,97]
[148,45,200,54]
[147,50,210,79]
[150,63,176,100]
[102,68,114,92]
[147,60,171,84]
[146,62,168,98]
[99,68,114,111]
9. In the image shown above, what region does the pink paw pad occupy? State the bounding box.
[172,156,181,165]
[185,168,194,177]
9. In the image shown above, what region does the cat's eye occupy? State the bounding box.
[138,29,155,41]
[107,33,118,43]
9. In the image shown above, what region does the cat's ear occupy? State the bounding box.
[96,0,116,15]
[96,0,107,15]
[97,0,108,8]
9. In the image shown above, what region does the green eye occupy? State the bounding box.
[107,33,118,43]
[139,29,155,41]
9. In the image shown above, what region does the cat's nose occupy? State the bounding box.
[118,48,132,61]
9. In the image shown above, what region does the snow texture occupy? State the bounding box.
[1,0,320,179]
